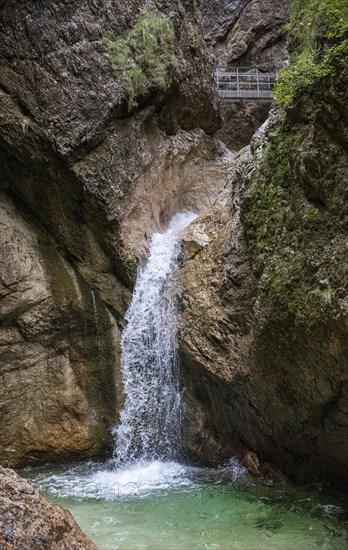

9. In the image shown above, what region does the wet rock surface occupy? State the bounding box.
[0,0,229,467]
[1,0,347,497]
[0,191,121,467]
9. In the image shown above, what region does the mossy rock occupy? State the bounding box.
[242,71,348,327]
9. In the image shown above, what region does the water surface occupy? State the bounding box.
[22,459,348,550]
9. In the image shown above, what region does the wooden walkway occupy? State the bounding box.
[215,67,279,101]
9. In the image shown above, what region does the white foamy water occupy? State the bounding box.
[27,213,201,502]
[27,456,251,502]
[114,212,197,464]
[91,460,193,495]
[31,460,198,501]
[24,458,348,550]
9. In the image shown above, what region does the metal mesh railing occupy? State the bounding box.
[215,67,279,100]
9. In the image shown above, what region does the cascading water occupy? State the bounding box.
[22,215,348,550]
[114,212,197,465]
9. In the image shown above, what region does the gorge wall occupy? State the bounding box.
[1,0,347,496]
[0,0,231,467]
[178,4,348,488]
[202,0,289,150]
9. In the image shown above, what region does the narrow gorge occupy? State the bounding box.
[0,0,348,548]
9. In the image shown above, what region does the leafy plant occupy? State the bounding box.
[274,0,348,106]
[103,11,177,108]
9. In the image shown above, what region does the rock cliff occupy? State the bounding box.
[1,0,347,495]
[202,0,289,150]
[203,0,288,67]
[178,1,348,489]
[0,0,231,466]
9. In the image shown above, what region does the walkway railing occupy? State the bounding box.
[215,67,279,101]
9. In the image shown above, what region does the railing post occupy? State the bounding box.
[236,67,239,96]
[256,68,259,97]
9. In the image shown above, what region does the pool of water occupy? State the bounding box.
[21,459,348,550]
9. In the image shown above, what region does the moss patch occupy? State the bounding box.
[242,87,348,326]
[82,288,117,425]
[240,0,348,327]
[19,205,80,308]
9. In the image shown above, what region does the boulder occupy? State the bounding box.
[0,466,97,549]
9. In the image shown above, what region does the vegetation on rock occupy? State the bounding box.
[178,1,348,489]
[275,0,348,106]
[243,116,348,324]
[103,10,177,108]
[243,0,348,325]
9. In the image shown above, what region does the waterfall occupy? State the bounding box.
[91,289,103,362]
[91,290,99,339]
[114,212,197,465]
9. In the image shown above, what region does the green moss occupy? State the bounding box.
[186,22,205,51]
[94,423,111,448]
[242,109,348,326]
[103,10,177,108]
[306,206,320,219]
[244,127,299,278]
[42,249,80,307]
[241,1,348,327]
[16,202,117,455]
[274,0,348,106]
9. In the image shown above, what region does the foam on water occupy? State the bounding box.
[31,460,199,501]
[92,460,194,495]
[23,459,348,550]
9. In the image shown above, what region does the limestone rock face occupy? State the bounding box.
[203,0,289,67]
[0,0,223,284]
[179,164,256,467]
[202,0,290,150]
[0,1,231,466]
[0,466,97,549]
[178,70,348,490]
[215,99,272,152]
[0,191,121,467]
